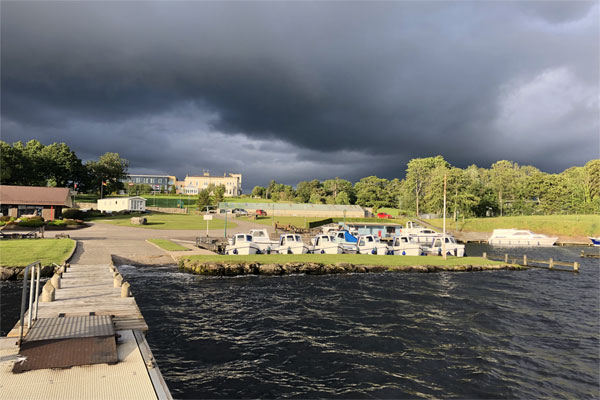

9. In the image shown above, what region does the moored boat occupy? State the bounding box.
[249,229,278,253]
[275,234,310,254]
[488,229,557,247]
[389,235,425,256]
[225,234,261,255]
[310,234,344,254]
[357,235,389,255]
[424,235,465,257]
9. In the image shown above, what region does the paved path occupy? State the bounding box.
[42,216,272,265]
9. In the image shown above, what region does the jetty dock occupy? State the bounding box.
[0,261,172,399]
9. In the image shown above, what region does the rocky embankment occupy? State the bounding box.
[179,259,523,276]
[0,264,57,280]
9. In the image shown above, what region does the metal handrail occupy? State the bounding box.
[18,260,42,346]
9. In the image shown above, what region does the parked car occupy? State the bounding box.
[377,212,393,219]
[256,209,267,216]
[232,208,248,216]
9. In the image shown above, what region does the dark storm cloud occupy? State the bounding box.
[1,1,598,188]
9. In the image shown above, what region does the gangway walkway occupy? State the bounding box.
[0,263,171,399]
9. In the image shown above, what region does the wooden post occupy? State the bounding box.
[41,282,55,302]
[573,261,580,272]
[482,252,487,259]
[504,254,508,263]
[121,282,131,298]
[523,254,527,266]
[549,258,554,269]
[114,274,123,288]
[51,274,61,289]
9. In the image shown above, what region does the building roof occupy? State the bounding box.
[98,196,146,202]
[0,185,73,207]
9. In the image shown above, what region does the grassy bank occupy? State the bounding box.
[182,254,501,267]
[88,212,237,230]
[427,215,600,237]
[0,238,76,266]
[147,239,189,251]
[239,216,409,229]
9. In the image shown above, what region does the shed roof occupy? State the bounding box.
[97,197,146,202]
[0,185,73,207]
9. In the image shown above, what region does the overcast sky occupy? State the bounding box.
[1,1,598,189]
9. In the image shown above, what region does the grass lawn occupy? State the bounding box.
[147,239,189,251]
[238,216,411,229]
[182,253,501,266]
[0,239,76,266]
[238,216,326,228]
[427,214,600,237]
[88,212,237,230]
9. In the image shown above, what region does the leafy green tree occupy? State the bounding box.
[86,152,129,195]
[405,156,450,216]
[354,176,390,207]
[490,160,519,216]
[197,189,210,210]
[214,185,226,205]
[251,186,265,198]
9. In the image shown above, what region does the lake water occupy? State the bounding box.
[1,245,599,398]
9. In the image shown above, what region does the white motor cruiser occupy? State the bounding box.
[310,234,344,254]
[330,230,359,253]
[357,235,389,255]
[401,221,442,244]
[248,229,278,253]
[276,234,310,254]
[389,235,425,256]
[488,229,557,247]
[424,236,465,257]
[225,233,261,255]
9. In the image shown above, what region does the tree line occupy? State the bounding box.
[1,140,129,195]
[2,140,597,216]
[251,156,600,217]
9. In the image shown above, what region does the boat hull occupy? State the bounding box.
[488,239,557,247]
[277,244,309,254]
[311,244,344,254]
[225,244,260,255]
[358,245,389,255]
[390,245,423,256]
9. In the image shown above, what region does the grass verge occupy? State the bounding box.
[0,238,76,266]
[427,214,600,237]
[147,239,189,251]
[181,254,501,266]
[88,212,237,230]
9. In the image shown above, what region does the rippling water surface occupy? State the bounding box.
[1,245,599,398]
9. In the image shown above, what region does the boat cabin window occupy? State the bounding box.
[337,232,345,239]
[433,239,442,247]
[246,235,252,241]
[359,239,365,246]
[365,236,374,242]
[295,235,302,242]
[321,236,329,242]
[253,231,265,237]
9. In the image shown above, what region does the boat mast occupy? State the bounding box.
[442,174,447,260]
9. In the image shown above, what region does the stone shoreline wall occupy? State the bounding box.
[0,265,57,281]
[179,259,523,277]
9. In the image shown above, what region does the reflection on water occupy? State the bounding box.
[1,245,599,398]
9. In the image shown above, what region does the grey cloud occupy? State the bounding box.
[1,1,598,187]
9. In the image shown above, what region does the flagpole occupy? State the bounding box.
[442,174,447,260]
[101,181,104,199]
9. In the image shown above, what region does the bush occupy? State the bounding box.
[62,208,84,219]
[64,219,81,226]
[47,219,67,227]
[0,215,14,222]
[18,216,45,227]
